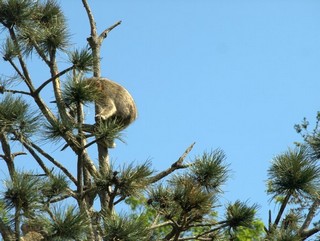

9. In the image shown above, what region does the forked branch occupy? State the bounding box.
[99,21,122,41]
[148,142,196,183]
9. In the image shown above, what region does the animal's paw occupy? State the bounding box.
[107,140,116,148]
[95,113,108,120]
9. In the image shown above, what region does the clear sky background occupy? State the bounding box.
[2,0,320,224]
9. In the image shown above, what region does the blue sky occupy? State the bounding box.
[2,0,320,223]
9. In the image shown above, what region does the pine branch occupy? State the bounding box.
[5,58,27,83]
[0,217,13,241]
[301,226,320,240]
[273,192,291,227]
[178,223,228,241]
[113,196,125,206]
[49,192,75,204]
[149,221,172,230]
[45,61,81,153]
[83,152,99,178]
[17,134,52,177]
[2,88,31,96]
[178,237,213,241]
[148,142,195,183]
[29,39,51,66]
[27,139,77,184]
[11,152,27,158]
[300,198,320,233]
[5,31,79,155]
[0,132,15,177]
[35,66,74,95]
[49,55,69,122]
[8,28,35,91]
[76,100,86,200]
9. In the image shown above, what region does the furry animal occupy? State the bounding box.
[84,77,137,148]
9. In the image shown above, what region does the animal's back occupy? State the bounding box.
[85,77,137,126]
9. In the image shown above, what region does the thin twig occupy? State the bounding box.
[17,134,52,177]
[35,66,74,95]
[28,140,77,184]
[149,221,172,230]
[2,88,31,96]
[11,152,27,158]
[8,28,34,91]
[6,58,27,82]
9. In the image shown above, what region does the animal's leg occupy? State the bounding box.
[96,99,117,120]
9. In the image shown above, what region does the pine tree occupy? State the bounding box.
[1,1,319,241]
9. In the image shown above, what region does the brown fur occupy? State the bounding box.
[84,77,137,147]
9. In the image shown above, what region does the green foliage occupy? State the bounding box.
[62,76,99,106]
[68,48,93,72]
[45,205,89,241]
[116,161,153,197]
[43,118,73,142]
[0,0,36,29]
[95,118,127,147]
[225,200,259,232]
[149,177,213,223]
[170,175,213,217]
[18,0,70,56]
[267,146,320,200]
[281,212,301,230]
[5,0,319,240]
[0,200,10,226]
[103,212,150,241]
[265,229,301,241]
[2,172,42,214]
[0,94,41,137]
[1,38,19,61]
[42,173,70,200]
[232,220,265,241]
[294,114,320,160]
[189,149,229,192]
[146,150,242,239]
[96,161,153,198]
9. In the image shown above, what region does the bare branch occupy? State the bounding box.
[2,88,31,96]
[113,196,124,206]
[300,198,320,233]
[301,226,320,240]
[149,221,172,230]
[49,190,76,203]
[0,132,15,177]
[148,142,195,183]
[82,0,97,37]
[35,66,74,95]
[178,223,228,241]
[178,237,213,241]
[12,152,27,158]
[0,217,14,241]
[24,138,78,184]
[99,21,122,41]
